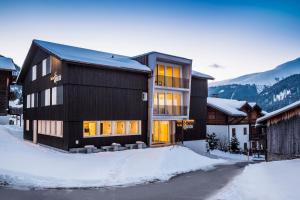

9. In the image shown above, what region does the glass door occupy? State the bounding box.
[152,121,170,144]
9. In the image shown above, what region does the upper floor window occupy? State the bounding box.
[26,95,30,108]
[32,65,37,81]
[244,127,247,135]
[42,58,51,76]
[154,63,186,88]
[153,92,184,115]
[232,128,236,137]
[51,86,63,105]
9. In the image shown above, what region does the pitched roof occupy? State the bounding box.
[192,70,214,80]
[257,100,300,123]
[0,56,16,71]
[33,40,151,73]
[207,97,248,117]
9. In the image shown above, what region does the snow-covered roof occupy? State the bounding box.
[257,100,300,123]
[192,70,214,80]
[33,40,151,73]
[0,56,16,71]
[207,97,248,117]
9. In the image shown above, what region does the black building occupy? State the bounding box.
[17,40,213,151]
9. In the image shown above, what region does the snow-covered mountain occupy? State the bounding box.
[210,57,300,88]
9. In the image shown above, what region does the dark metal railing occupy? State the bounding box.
[155,75,189,89]
[153,105,188,116]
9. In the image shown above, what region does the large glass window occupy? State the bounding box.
[83,121,97,137]
[128,121,139,135]
[154,63,182,88]
[100,121,112,136]
[153,92,182,115]
[116,121,125,135]
[157,64,165,86]
[166,93,173,114]
[173,93,182,115]
[38,120,63,138]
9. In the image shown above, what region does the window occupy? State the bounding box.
[154,63,182,88]
[128,121,139,135]
[51,121,56,136]
[38,120,63,138]
[31,93,35,108]
[52,87,57,105]
[32,65,37,81]
[56,121,63,137]
[153,92,183,115]
[45,89,50,106]
[51,86,63,105]
[26,94,31,108]
[83,121,97,137]
[26,120,30,131]
[83,120,141,137]
[42,58,51,76]
[243,127,247,135]
[116,121,125,135]
[244,143,248,150]
[232,128,236,137]
[46,121,51,135]
[100,121,112,136]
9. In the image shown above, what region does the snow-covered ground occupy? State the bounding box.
[0,125,227,188]
[209,159,300,200]
[210,150,265,162]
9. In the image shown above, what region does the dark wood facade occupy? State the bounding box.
[0,70,13,115]
[20,44,149,150]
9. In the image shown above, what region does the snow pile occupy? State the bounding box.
[210,150,264,162]
[210,159,300,200]
[0,125,226,188]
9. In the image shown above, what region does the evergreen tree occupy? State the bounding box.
[230,136,240,153]
[207,133,218,150]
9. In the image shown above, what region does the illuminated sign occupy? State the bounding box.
[177,120,194,130]
[50,72,61,83]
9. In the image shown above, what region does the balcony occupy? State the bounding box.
[155,75,189,89]
[153,105,188,116]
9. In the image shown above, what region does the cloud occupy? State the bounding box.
[208,64,225,69]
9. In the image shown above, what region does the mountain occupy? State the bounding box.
[210,57,300,90]
[209,74,300,112]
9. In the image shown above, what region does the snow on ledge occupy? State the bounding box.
[0,125,227,188]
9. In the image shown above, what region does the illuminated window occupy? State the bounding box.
[38,120,41,133]
[116,121,125,135]
[83,121,97,137]
[100,121,112,136]
[41,120,46,134]
[51,121,56,136]
[128,121,139,135]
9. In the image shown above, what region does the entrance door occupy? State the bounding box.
[152,121,170,144]
[33,120,37,144]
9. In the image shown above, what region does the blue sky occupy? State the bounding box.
[1,0,300,81]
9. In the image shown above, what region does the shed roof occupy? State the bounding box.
[257,100,300,123]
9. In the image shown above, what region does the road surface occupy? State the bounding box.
[0,162,248,200]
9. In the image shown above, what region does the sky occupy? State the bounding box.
[1,0,300,82]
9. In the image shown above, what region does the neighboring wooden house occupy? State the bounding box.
[207,97,264,152]
[257,101,300,161]
[0,56,16,115]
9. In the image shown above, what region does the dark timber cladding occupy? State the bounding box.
[176,77,208,141]
[64,62,148,149]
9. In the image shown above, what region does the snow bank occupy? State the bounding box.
[210,150,265,162]
[0,125,226,188]
[210,159,300,200]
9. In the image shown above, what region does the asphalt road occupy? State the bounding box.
[0,162,248,200]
